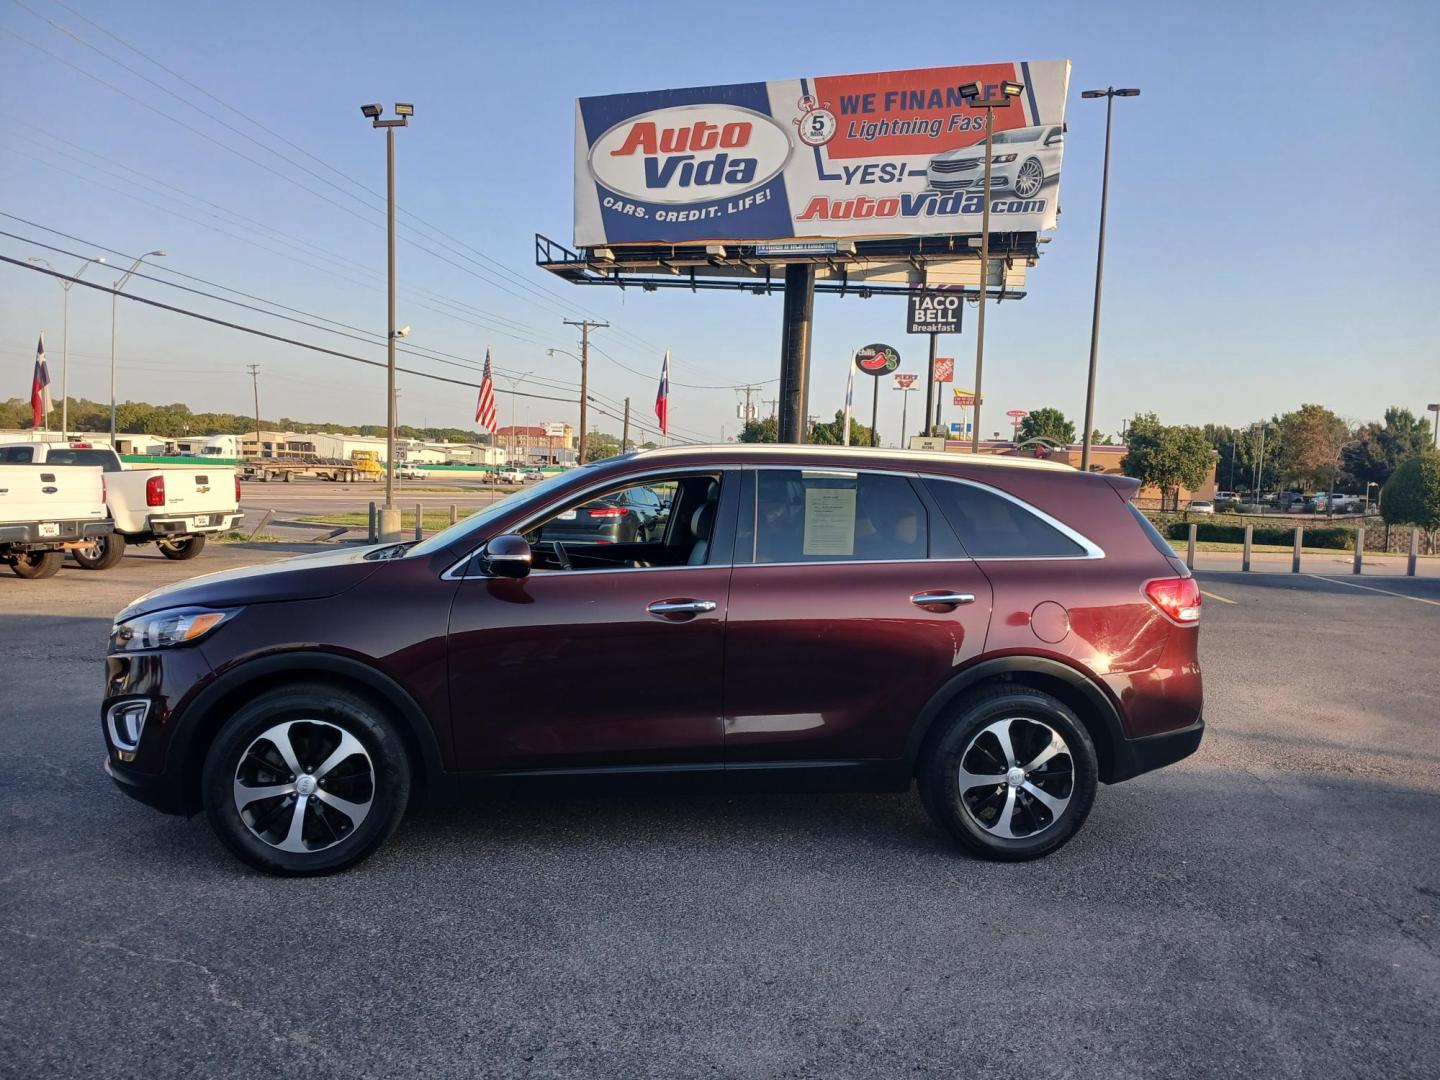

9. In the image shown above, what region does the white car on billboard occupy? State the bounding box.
[926,125,1064,199]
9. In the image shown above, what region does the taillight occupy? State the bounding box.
[586,506,627,518]
[145,474,165,507]
[1145,577,1201,625]
[234,475,242,503]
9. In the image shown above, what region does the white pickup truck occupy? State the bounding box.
[0,464,110,579]
[0,441,242,570]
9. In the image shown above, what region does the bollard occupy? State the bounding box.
[368,501,376,543]
[1410,528,1420,577]
[1242,524,1253,572]
[1353,527,1364,575]
[1186,524,1197,571]
[449,503,458,525]
[1292,526,1303,573]
[414,503,423,542]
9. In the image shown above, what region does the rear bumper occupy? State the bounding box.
[0,519,109,544]
[144,512,241,536]
[1106,717,1205,783]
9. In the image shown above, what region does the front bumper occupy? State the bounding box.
[1106,717,1205,784]
[105,756,185,814]
[927,169,1015,194]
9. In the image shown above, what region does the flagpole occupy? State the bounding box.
[842,351,856,446]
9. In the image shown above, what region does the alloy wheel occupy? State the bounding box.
[233,720,375,853]
[957,717,1073,839]
[1014,158,1045,198]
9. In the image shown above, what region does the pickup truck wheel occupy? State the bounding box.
[11,551,63,579]
[157,535,206,560]
[72,532,126,570]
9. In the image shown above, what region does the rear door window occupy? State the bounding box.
[0,447,34,463]
[923,478,1088,558]
[746,469,928,564]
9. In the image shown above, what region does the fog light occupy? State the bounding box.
[106,700,150,753]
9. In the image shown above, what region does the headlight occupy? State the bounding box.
[110,606,240,651]
[993,154,1017,163]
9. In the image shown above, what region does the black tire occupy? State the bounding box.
[918,685,1097,861]
[10,550,63,579]
[158,535,207,560]
[201,683,412,876]
[72,532,126,570]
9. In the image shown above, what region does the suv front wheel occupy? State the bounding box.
[919,686,1098,861]
[201,683,411,875]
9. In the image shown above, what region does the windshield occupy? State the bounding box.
[990,128,1041,145]
[408,467,591,557]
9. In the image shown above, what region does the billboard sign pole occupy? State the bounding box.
[855,343,900,448]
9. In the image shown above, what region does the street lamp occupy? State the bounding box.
[1428,403,1439,450]
[496,369,535,466]
[1078,86,1141,473]
[109,251,166,440]
[548,346,586,461]
[957,77,1024,454]
[28,254,106,437]
[361,101,414,540]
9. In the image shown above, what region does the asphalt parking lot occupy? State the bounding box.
[1,546,1437,1079]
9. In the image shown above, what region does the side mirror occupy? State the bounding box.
[482,533,532,579]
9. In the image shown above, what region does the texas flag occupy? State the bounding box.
[31,333,52,430]
[654,350,670,437]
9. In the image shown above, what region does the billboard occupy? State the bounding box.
[907,289,965,335]
[574,61,1070,247]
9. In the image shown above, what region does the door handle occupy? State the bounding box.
[910,591,976,610]
[647,599,718,617]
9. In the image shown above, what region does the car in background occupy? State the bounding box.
[524,468,546,482]
[495,467,527,484]
[395,464,428,480]
[531,485,666,544]
[100,444,1204,875]
[927,125,1064,199]
[1187,500,1215,514]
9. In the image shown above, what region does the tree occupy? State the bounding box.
[1121,412,1216,510]
[810,410,874,446]
[1274,404,1350,494]
[1017,407,1075,445]
[1089,429,1115,446]
[581,431,621,461]
[1380,453,1440,529]
[738,415,779,443]
[1343,407,1434,490]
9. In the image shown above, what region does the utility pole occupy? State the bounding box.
[562,318,607,463]
[763,397,778,419]
[622,397,631,453]
[246,364,261,457]
[735,384,760,429]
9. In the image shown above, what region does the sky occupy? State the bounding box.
[1,0,1437,447]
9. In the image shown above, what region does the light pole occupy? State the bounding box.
[1428,403,1439,449]
[28,254,106,437]
[497,369,534,466]
[957,78,1024,455]
[549,345,590,463]
[109,251,165,441]
[361,101,414,540]
[1079,86,1141,473]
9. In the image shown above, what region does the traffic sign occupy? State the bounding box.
[907,289,965,335]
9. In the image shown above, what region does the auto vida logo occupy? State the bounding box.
[588,104,793,206]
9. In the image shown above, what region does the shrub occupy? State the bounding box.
[1161,521,1353,550]
[1380,454,1440,529]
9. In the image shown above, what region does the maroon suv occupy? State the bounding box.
[102,445,1203,875]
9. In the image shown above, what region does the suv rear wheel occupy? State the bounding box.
[73,532,126,570]
[158,535,206,560]
[201,684,411,875]
[919,686,1097,860]
[10,551,63,579]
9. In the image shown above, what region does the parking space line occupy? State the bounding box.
[1303,574,1440,607]
[1199,589,1236,605]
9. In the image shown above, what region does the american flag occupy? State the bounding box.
[475,347,497,434]
[654,350,670,436]
[31,332,52,431]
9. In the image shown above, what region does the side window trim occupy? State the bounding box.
[924,475,1105,561]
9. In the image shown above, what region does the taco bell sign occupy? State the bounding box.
[574,61,1071,246]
